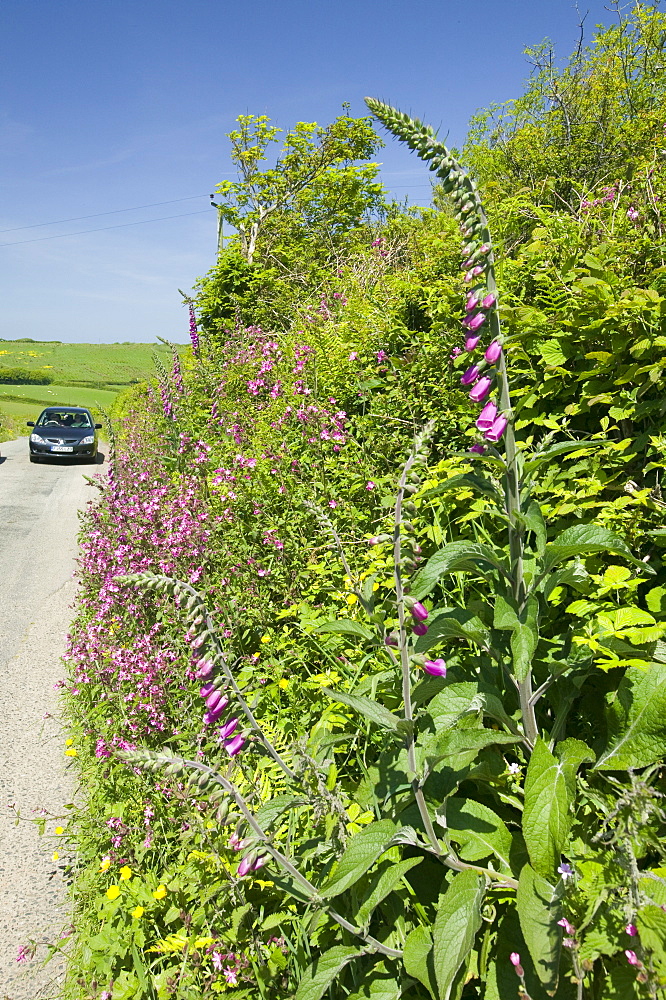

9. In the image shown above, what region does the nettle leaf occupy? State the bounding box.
[595,663,666,769]
[415,607,491,652]
[295,946,363,1000]
[354,857,423,928]
[516,864,563,994]
[432,870,485,1000]
[541,524,653,576]
[403,926,436,999]
[444,798,514,871]
[319,819,397,898]
[314,620,376,641]
[321,687,400,731]
[522,739,572,877]
[410,542,508,600]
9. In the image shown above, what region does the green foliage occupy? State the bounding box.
[0,366,53,384]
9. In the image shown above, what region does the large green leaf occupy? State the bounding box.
[424,682,515,732]
[522,440,599,475]
[345,963,403,1000]
[321,688,401,731]
[445,798,514,871]
[423,473,502,504]
[540,524,652,577]
[522,738,571,877]
[595,663,666,769]
[421,727,519,773]
[415,607,491,652]
[403,926,436,999]
[354,857,423,928]
[516,864,563,993]
[319,819,397,898]
[410,542,508,600]
[432,870,485,1000]
[295,946,363,1000]
[314,620,376,641]
[493,595,539,682]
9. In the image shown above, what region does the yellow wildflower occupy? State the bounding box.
[65,739,74,746]
[205,820,215,830]
[55,826,64,835]
[106,885,121,900]
[278,678,289,690]
[346,593,358,605]
[99,857,111,872]
[153,885,167,900]
[52,851,59,862]
[64,749,77,757]
[119,865,132,881]
[260,634,271,643]
[132,906,144,919]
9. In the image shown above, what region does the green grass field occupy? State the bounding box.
[0,338,183,441]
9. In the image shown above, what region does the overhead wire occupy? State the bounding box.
[0,209,212,247]
[0,194,211,234]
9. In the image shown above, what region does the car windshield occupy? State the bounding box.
[36,410,92,428]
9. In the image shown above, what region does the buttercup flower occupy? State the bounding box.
[153,885,167,900]
[106,885,121,900]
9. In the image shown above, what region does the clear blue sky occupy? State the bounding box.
[0,0,619,344]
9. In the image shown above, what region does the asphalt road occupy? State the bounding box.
[0,437,104,999]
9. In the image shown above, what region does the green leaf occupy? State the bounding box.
[410,542,508,600]
[432,870,485,1000]
[521,500,547,556]
[403,926,436,999]
[493,595,539,682]
[295,946,363,1000]
[595,663,666,769]
[516,864,562,993]
[423,473,502,504]
[321,688,400,731]
[355,857,423,927]
[421,727,519,773]
[314,620,376,641]
[415,607,491,652]
[541,524,653,577]
[319,819,397,898]
[345,963,403,1000]
[445,798,514,871]
[522,738,571,876]
[522,440,599,475]
[254,795,309,830]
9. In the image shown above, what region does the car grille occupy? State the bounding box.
[44,437,80,445]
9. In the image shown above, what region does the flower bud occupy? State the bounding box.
[460,365,479,386]
[218,717,239,739]
[510,953,524,977]
[384,633,399,647]
[200,682,215,698]
[469,377,492,402]
[237,854,255,877]
[465,293,479,312]
[413,622,428,636]
[484,341,502,364]
[469,443,486,455]
[409,601,429,622]
[252,854,267,871]
[625,923,638,937]
[481,293,496,309]
[465,335,481,352]
[424,658,447,677]
[206,690,228,713]
[475,400,497,431]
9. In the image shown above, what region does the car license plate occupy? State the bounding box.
[51,446,73,453]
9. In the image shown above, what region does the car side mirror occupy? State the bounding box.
[95,423,102,429]
[27,421,35,427]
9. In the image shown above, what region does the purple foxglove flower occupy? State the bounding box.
[384,633,398,647]
[413,622,428,636]
[195,658,214,678]
[469,376,492,402]
[237,855,254,877]
[465,335,481,352]
[481,293,496,309]
[424,658,447,677]
[465,312,486,332]
[206,690,228,713]
[460,364,479,386]
[252,854,267,871]
[476,400,497,431]
[410,601,429,622]
[218,716,239,739]
[466,293,479,312]
[471,265,484,276]
[484,415,507,442]
[484,341,502,364]
[479,243,491,253]
[469,443,486,454]
[200,682,215,699]
[225,734,245,757]
[203,707,226,726]
[462,258,474,268]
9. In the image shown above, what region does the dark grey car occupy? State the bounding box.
[27,407,102,463]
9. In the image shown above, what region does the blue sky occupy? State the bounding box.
[0,0,620,344]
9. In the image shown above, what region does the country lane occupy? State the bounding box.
[0,437,104,999]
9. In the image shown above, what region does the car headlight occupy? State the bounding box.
[30,433,47,444]
[79,435,95,445]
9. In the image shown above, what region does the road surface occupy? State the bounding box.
[0,437,103,999]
